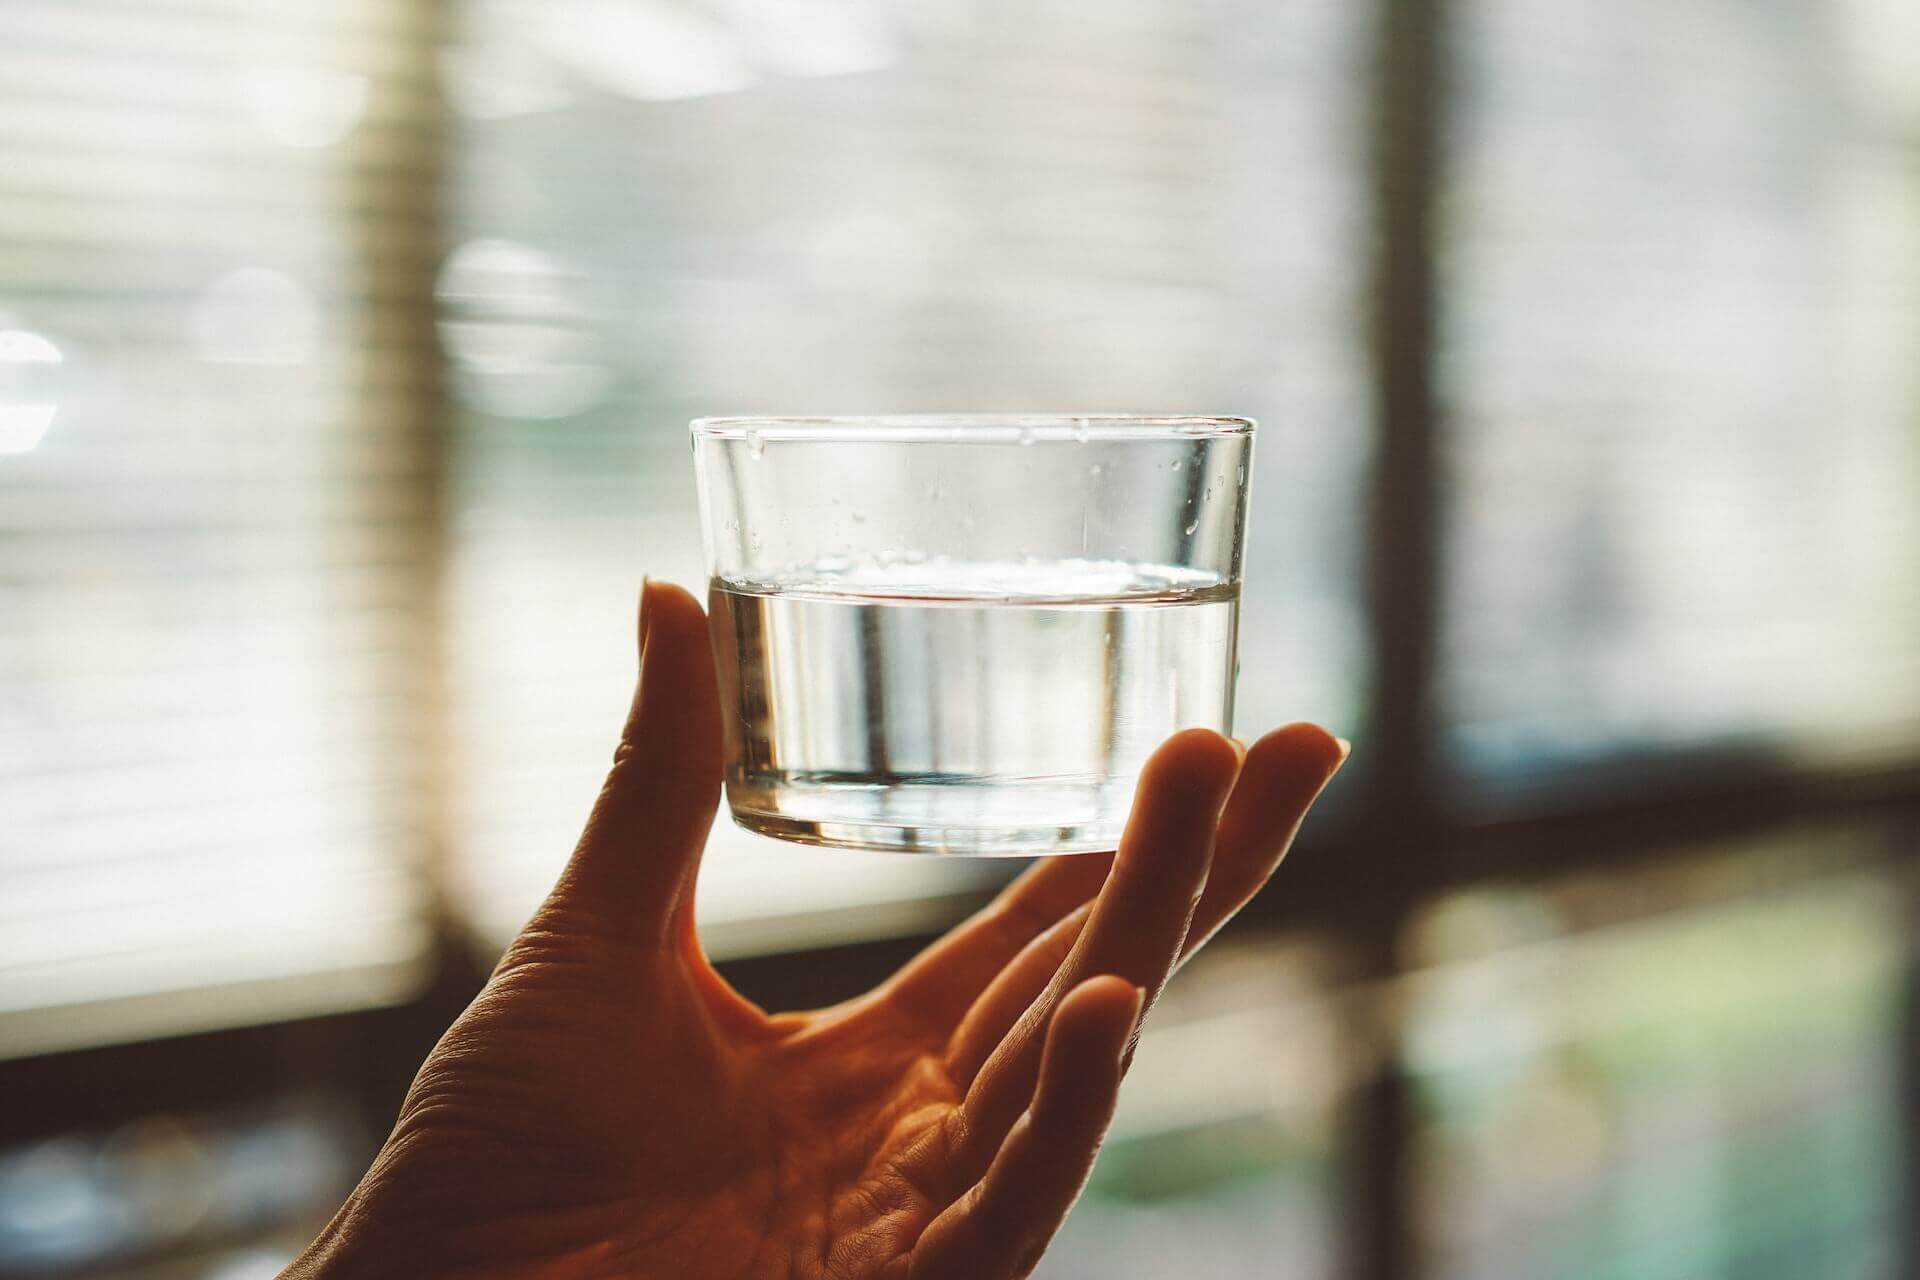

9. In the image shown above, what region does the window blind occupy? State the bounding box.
[0,0,439,1056]
[1,0,1377,1052]
[1438,0,1920,785]
[438,0,1373,949]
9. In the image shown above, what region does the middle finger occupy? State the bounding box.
[945,728,1240,1178]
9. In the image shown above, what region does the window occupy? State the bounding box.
[438,0,1372,948]
[2,0,1371,1048]
[1438,0,1920,786]
[5,2,1918,1277]
[1405,829,1908,1278]
[0,0,436,1057]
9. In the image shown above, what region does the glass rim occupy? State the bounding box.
[689,414,1255,442]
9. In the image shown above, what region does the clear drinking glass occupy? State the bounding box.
[692,414,1253,856]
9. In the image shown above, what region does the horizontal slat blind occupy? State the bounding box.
[1438,0,1920,784]
[0,0,437,1056]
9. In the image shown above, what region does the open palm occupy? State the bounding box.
[287,582,1345,1280]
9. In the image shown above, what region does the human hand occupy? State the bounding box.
[286,581,1346,1280]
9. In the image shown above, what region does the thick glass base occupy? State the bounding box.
[725,776,1128,856]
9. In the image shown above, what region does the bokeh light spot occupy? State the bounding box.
[0,329,64,455]
[437,239,612,420]
[238,65,370,148]
[535,0,756,101]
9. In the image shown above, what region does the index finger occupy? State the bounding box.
[948,728,1240,1174]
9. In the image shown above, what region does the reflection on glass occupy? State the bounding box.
[1439,0,1920,780]
[1404,831,1908,1279]
[444,0,1372,944]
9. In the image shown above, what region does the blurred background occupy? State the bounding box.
[1,0,1916,1276]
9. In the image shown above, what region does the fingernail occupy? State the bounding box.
[1334,737,1353,763]
[1127,984,1147,1023]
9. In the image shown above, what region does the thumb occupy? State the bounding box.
[543,579,723,946]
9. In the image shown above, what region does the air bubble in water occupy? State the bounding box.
[1236,464,1245,484]
[1089,463,1103,476]
[851,509,867,523]
[1184,519,1199,536]
[1170,459,1183,471]
[747,430,766,460]
[1017,427,1035,446]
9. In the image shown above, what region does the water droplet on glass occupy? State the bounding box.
[1184,519,1199,536]
[747,430,766,460]
[1236,464,1245,484]
[1170,459,1183,471]
[850,509,867,523]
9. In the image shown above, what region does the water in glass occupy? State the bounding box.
[711,555,1237,855]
